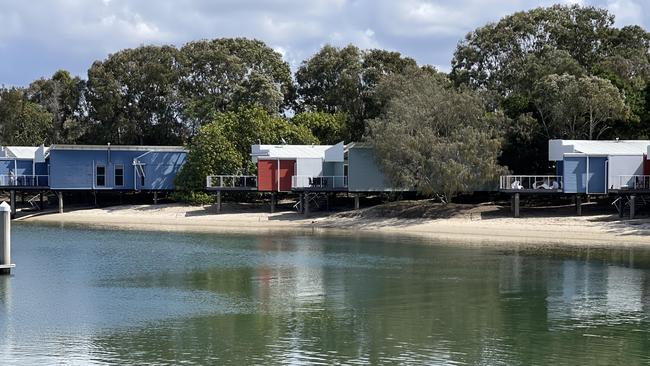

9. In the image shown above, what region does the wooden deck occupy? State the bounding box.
[500,189,563,194]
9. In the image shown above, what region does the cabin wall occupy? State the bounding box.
[322,162,344,176]
[135,151,186,190]
[296,158,322,177]
[49,149,185,191]
[562,156,607,194]
[348,147,393,192]
[608,155,643,189]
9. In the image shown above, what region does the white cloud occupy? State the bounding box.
[607,0,644,26]
[0,0,647,86]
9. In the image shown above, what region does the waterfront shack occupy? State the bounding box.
[48,144,187,191]
[549,139,650,194]
[251,142,346,192]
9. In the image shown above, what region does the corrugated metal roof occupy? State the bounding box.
[553,140,650,156]
[252,144,333,159]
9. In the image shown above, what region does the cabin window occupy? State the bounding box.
[96,165,106,187]
[114,165,124,187]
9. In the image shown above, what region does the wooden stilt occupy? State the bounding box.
[153,191,158,205]
[216,191,222,213]
[58,192,64,214]
[513,193,520,218]
[9,190,15,219]
[576,195,582,216]
[304,193,310,216]
[354,194,360,210]
[39,192,44,210]
[270,193,276,213]
[630,195,636,219]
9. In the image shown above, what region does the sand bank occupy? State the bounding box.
[15,202,650,247]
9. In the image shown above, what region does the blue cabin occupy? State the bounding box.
[48,145,187,191]
[549,140,650,194]
[0,144,187,191]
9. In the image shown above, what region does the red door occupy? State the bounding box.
[278,160,295,191]
[257,160,277,191]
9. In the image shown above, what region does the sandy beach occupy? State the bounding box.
[14,201,650,247]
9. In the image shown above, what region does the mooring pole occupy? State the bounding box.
[0,202,14,275]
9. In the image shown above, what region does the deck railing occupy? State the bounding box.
[292,175,348,190]
[618,175,650,190]
[0,175,49,187]
[206,175,257,189]
[500,175,563,191]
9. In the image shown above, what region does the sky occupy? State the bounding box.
[0,0,648,86]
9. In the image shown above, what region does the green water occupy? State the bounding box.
[1,223,650,365]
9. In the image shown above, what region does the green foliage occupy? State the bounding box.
[295,45,419,140]
[367,68,507,201]
[0,88,53,145]
[180,38,292,126]
[26,70,86,144]
[174,106,318,201]
[291,112,347,144]
[86,45,185,145]
[532,74,628,139]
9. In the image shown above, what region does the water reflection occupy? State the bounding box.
[2,224,650,365]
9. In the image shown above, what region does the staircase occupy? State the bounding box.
[613,195,647,217]
[294,193,329,212]
[26,194,42,211]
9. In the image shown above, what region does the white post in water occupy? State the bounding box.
[0,202,14,275]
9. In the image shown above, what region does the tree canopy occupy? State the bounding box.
[367,68,506,201]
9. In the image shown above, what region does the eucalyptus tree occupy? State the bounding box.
[26,70,86,144]
[0,88,53,145]
[179,38,292,131]
[295,45,418,140]
[86,45,185,145]
[533,74,628,140]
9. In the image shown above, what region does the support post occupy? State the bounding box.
[216,191,222,213]
[0,202,14,275]
[630,195,636,219]
[304,193,310,216]
[9,190,15,219]
[513,193,520,218]
[576,195,582,216]
[354,194,360,210]
[618,195,624,218]
[153,191,158,205]
[58,192,64,214]
[39,192,44,211]
[270,193,276,214]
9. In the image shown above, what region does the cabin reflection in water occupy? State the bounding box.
[497,250,647,329]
